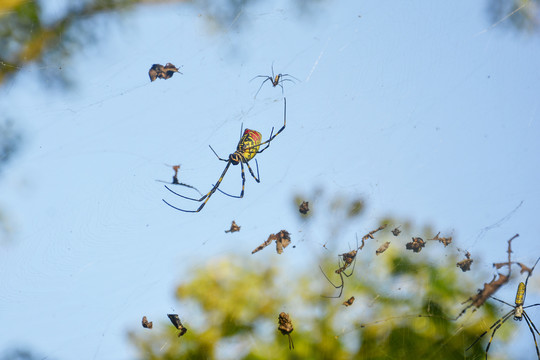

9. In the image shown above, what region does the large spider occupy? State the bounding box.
[251,64,298,98]
[467,257,540,359]
[163,98,286,213]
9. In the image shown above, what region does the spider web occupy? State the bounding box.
[0,0,540,359]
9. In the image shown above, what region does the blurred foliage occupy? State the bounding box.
[0,348,54,360]
[0,119,21,174]
[1,0,538,88]
[0,119,21,243]
[487,0,540,33]
[0,0,326,87]
[128,223,524,359]
[0,0,144,86]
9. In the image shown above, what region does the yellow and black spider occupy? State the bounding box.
[162,98,287,213]
[467,257,540,359]
[251,64,299,98]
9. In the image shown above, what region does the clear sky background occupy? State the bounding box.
[1,0,540,359]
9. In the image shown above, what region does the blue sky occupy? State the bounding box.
[1,0,540,358]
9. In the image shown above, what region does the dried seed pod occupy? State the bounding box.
[376,242,390,255]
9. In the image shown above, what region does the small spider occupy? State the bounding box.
[466,257,540,359]
[320,248,358,298]
[277,312,294,350]
[163,99,286,212]
[251,64,299,98]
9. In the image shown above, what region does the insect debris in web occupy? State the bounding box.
[167,314,188,337]
[141,316,153,329]
[391,226,401,236]
[513,261,538,275]
[455,234,518,319]
[225,220,241,233]
[405,237,425,253]
[456,251,473,272]
[299,201,310,215]
[376,241,391,256]
[155,164,202,196]
[428,232,452,247]
[277,312,294,350]
[359,224,387,250]
[343,296,355,307]
[465,256,540,358]
[252,230,291,254]
[149,63,182,81]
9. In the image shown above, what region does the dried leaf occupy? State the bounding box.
[225,220,241,233]
[252,230,291,254]
[359,225,387,250]
[167,314,188,337]
[343,296,355,306]
[405,237,425,253]
[141,316,153,329]
[428,232,452,246]
[299,201,309,214]
[456,252,473,272]
[149,63,182,81]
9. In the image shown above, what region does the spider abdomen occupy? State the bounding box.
[238,129,262,161]
[515,282,526,306]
